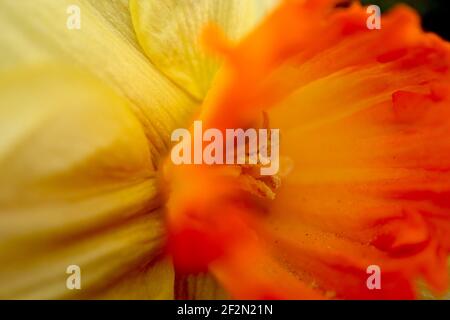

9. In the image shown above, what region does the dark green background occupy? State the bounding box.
[360,0,449,39]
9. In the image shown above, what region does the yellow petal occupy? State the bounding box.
[96,256,175,299]
[0,65,167,298]
[0,0,199,165]
[129,0,279,100]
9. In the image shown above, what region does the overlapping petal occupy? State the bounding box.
[130,0,279,100]
[0,0,198,165]
[0,66,167,298]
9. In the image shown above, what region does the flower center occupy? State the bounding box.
[232,112,281,200]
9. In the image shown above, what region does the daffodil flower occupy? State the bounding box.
[0,0,449,300]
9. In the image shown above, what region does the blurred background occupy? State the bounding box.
[360,0,449,40]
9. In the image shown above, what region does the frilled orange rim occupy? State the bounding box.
[162,0,450,299]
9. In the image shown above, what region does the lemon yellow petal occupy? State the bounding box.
[0,0,199,164]
[129,0,279,100]
[97,255,175,299]
[0,65,167,298]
